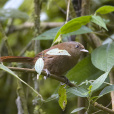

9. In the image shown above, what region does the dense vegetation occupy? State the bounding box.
[0,0,114,114]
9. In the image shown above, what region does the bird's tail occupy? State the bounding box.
[0,56,34,64]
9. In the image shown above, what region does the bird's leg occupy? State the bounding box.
[43,69,50,79]
[60,76,70,86]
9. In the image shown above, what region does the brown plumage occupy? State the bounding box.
[0,42,88,76]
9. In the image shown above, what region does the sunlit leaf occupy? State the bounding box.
[58,85,67,110]
[53,16,91,43]
[63,26,92,37]
[33,26,92,41]
[91,42,114,72]
[46,48,71,56]
[95,5,114,14]
[91,16,108,31]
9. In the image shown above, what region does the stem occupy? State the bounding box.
[6,67,76,87]
[17,78,29,114]
[0,23,13,56]
[109,69,114,111]
[34,0,41,54]
[81,0,102,49]
[66,0,71,23]
[93,102,114,114]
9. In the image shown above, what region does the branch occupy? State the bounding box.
[34,0,41,54]
[6,22,64,35]
[17,80,29,114]
[1,66,114,114]
[93,102,114,114]
[7,67,76,87]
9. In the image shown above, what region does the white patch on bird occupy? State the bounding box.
[34,58,44,79]
[46,48,71,56]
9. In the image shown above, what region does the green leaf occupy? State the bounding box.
[95,5,114,14]
[34,58,44,79]
[66,56,104,84]
[67,87,88,97]
[33,26,92,41]
[91,42,114,72]
[91,72,109,91]
[91,15,108,31]
[45,94,59,102]
[46,48,71,56]
[0,64,42,98]
[71,107,85,113]
[63,26,92,37]
[33,27,60,40]
[53,15,92,43]
[0,8,29,20]
[99,85,114,97]
[58,85,67,110]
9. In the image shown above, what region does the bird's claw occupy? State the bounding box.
[60,76,70,86]
[43,69,50,79]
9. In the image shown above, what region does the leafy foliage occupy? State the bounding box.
[95,5,114,14]
[91,42,114,72]
[67,87,88,97]
[91,72,109,91]
[33,26,93,41]
[33,27,61,40]
[67,56,104,84]
[53,16,91,43]
[0,8,29,20]
[71,107,85,113]
[0,2,114,114]
[91,15,108,30]
[99,85,114,97]
[0,64,41,97]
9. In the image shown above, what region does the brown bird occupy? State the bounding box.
[0,42,88,76]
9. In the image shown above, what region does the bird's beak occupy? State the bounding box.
[80,49,89,53]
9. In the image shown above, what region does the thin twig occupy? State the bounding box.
[0,23,13,56]
[92,101,112,114]
[66,0,71,23]
[93,102,114,114]
[6,67,76,87]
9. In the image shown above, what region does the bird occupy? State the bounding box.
[0,42,88,76]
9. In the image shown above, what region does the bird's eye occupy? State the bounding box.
[75,45,79,48]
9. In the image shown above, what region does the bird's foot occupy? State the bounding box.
[60,76,70,86]
[43,69,50,79]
